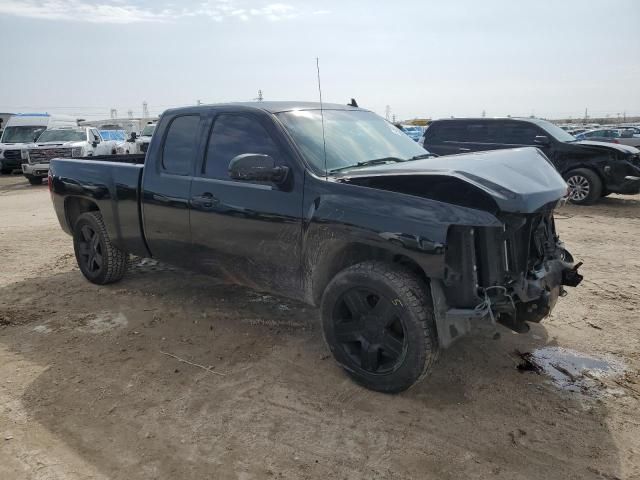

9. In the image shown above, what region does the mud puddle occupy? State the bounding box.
[517,346,626,396]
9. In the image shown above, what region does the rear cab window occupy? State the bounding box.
[161,115,200,175]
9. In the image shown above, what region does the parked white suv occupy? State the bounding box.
[22,127,117,185]
[0,113,77,174]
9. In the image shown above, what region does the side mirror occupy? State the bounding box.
[130,132,137,141]
[92,141,98,147]
[534,135,550,146]
[228,154,288,184]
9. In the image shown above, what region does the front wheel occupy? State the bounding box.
[26,176,42,186]
[73,211,128,284]
[564,168,602,205]
[321,261,439,393]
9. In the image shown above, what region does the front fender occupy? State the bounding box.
[301,175,502,303]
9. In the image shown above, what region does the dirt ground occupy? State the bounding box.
[0,173,639,480]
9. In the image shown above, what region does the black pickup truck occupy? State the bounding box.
[49,102,582,393]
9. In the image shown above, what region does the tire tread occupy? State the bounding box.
[75,211,127,284]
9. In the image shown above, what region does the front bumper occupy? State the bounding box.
[22,162,50,178]
[432,257,583,347]
[0,158,23,169]
[605,160,640,195]
[611,175,640,195]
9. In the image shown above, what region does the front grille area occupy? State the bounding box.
[28,148,73,164]
[443,208,559,309]
[3,149,21,161]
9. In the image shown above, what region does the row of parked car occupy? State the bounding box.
[0,113,157,184]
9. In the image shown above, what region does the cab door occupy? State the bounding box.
[189,110,304,296]
[142,113,206,266]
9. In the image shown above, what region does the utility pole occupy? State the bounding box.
[481,110,486,118]
[385,105,391,121]
[110,108,117,119]
[617,113,621,124]
[197,99,202,106]
[584,108,588,124]
[142,101,149,118]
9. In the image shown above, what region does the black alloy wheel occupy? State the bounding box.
[73,211,128,284]
[333,288,407,374]
[321,261,439,393]
[77,224,104,274]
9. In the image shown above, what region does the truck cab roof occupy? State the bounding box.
[164,101,366,116]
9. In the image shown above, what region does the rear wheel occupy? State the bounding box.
[73,212,127,284]
[565,168,602,205]
[321,261,439,393]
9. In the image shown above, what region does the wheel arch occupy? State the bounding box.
[562,164,606,186]
[308,241,429,306]
[64,196,100,231]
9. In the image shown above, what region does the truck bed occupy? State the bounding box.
[49,157,149,257]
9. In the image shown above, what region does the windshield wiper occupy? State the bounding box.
[329,156,406,173]
[407,153,436,160]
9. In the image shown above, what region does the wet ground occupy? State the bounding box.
[1,174,639,479]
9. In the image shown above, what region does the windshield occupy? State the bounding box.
[276,110,430,173]
[535,119,577,142]
[141,124,156,136]
[1,126,47,143]
[36,129,86,142]
[99,130,126,141]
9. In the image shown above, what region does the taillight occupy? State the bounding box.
[613,139,620,144]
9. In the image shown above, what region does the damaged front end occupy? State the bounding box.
[432,202,583,347]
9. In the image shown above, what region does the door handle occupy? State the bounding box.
[458,147,471,152]
[192,192,218,209]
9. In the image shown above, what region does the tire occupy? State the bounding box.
[321,261,439,393]
[73,211,128,285]
[27,176,42,186]
[564,168,602,205]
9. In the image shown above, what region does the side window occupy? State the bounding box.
[162,115,200,175]
[430,122,466,142]
[465,123,490,142]
[204,114,282,180]
[501,123,540,144]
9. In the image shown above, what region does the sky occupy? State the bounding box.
[0,0,639,121]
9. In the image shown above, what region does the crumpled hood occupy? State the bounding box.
[573,140,639,155]
[334,147,567,213]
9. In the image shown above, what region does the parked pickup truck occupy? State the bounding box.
[23,127,117,185]
[49,102,583,393]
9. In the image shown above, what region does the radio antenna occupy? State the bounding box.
[316,57,328,179]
